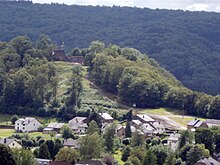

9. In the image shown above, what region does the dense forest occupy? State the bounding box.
[85,41,220,119]
[0,3,220,95]
[0,35,84,120]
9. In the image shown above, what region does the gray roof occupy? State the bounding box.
[187,119,200,126]
[136,114,155,122]
[99,113,113,120]
[196,156,220,165]
[46,123,65,129]
[63,138,80,149]
[0,138,16,145]
[194,120,203,128]
[168,133,181,142]
[205,119,220,125]
[132,120,142,126]
[16,117,39,125]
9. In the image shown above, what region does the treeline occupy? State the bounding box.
[0,35,83,119]
[1,3,220,95]
[86,41,220,119]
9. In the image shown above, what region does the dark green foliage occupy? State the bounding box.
[121,147,131,162]
[143,150,157,165]
[0,144,16,165]
[38,143,51,159]
[61,126,75,139]
[11,115,19,124]
[178,130,194,149]
[150,144,170,165]
[103,124,116,152]
[1,4,220,95]
[125,121,131,138]
[186,144,209,165]
[86,120,100,135]
[13,148,37,165]
[195,128,214,154]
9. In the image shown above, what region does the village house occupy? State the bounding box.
[204,119,220,128]
[0,138,22,149]
[116,124,138,138]
[195,157,220,165]
[167,133,181,151]
[15,117,41,133]
[98,113,114,124]
[69,117,88,134]
[63,138,80,149]
[133,114,155,124]
[43,123,65,134]
[187,119,206,131]
[36,158,51,165]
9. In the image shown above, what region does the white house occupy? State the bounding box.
[98,113,114,123]
[69,117,88,134]
[15,117,41,133]
[167,133,181,151]
[0,138,22,149]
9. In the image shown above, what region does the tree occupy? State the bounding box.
[186,144,209,165]
[86,120,100,135]
[121,147,131,162]
[0,144,16,165]
[10,36,32,60]
[38,143,51,159]
[195,128,214,154]
[11,115,19,124]
[131,131,145,147]
[143,150,157,165]
[13,148,37,165]
[61,125,74,139]
[150,144,170,165]
[80,132,104,159]
[178,130,194,149]
[125,121,131,138]
[55,148,80,164]
[179,144,194,161]
[45,140,55,159]
[103,124,116,152]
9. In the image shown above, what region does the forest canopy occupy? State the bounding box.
[0,3,220,95]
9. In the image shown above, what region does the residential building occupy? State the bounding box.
[167,133,181,151]
[98,113,114,124]
[15,117,41,132]
[116,125,137,138]
[69,117,88,134]
[204,119,220,128]
[63,138,80,149]
[43,123,65,134]
[133,114,155,124]
[195,156,220,165]
[187,119,207,131]
[36,158,51,165]
[0,138,22,149]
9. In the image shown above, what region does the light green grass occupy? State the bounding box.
[170,116,205,126]
[114,150,124,165]
[139,107,183,116]
[0,129,15,138]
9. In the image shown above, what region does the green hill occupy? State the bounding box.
[0,3,220,95]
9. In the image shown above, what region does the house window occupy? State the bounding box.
[17,123,19,125]
[23,127,25,130]
[33,124,35,126]
[17,127,19,130]
[12,143,14,146]
[23,124,25,126]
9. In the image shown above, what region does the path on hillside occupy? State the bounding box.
[85,72,187,130]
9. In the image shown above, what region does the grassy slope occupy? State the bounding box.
[0,62,207,139]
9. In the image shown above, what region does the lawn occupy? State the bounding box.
[0,129,15,138]
[0,128,54,139]
[114,150,124,165]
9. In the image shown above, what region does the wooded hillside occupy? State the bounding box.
[0,3,220,95]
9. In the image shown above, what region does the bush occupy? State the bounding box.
[11,115,19,124]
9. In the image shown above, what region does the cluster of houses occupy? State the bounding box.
[1,114,220,165]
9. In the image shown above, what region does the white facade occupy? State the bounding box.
[0,138,22,149]
[15,117,41,132]
[167,133,181,151]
